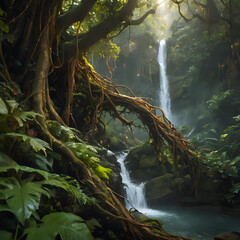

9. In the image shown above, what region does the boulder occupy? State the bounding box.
[214,232,240,240]
[125,142,169,183]
[145,174,179,205]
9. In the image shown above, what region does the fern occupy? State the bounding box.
[94,165,112,180]
[65,141,111,179]
[0,98,43,129]
[47,120,83,142]
[42,175,95,206]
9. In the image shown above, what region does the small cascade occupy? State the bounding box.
[116,151,147,210]
[158,39,172,121]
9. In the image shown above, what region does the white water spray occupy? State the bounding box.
[158,39,172,121]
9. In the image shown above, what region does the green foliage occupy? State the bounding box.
[65,141,111,179]
[193,110,240,203]
[0,153,95,226]
[0,8,9,33]
[47,120,83,142]
[94,165,112,180]
[91,40,120,61]
[24,152,54,172]
[0,230,12,240]
[42,175,95,206]
[207,90,233,111]
[24,212,93,240]
[202,149,240,203]
[0,97,8,114]
[204,151,240,178]
[0,97,42,132]
[0,177,50,225]
[0,133,51,156]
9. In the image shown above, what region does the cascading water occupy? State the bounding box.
[115,151,169,216]
[158,39,172,121]
[114,150,240,240]
[116,151,147,210]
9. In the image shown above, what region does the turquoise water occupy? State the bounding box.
[141,206,240,240]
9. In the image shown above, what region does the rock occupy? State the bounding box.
[125,142,169,183]
[145,174,179,205]
[98,148,124,196]
[214,232,240,240]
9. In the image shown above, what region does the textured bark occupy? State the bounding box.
[32,26,50,115]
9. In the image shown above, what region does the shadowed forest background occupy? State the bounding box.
[0,0,240,240]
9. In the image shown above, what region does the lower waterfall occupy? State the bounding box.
[116,151,147,210]
[115,151,167,216]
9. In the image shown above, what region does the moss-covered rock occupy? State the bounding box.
[97,148,124,196]
[145,174,179,205]
[125,142,170,183]
[130,210,164,235]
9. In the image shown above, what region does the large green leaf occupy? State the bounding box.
[0,230,12,240]
[0,152,94,205]
[24,212,93,240]
[0,152,50,179]
[0,177,50,224]
[19,111,43,122]
[0,20,9,33]
[24,152,53,172]
[0,151,18,168]
[0,133,51,155]
[0,97,8,115]
[230,156,240,165]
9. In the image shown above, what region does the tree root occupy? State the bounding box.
[74,59,200,193]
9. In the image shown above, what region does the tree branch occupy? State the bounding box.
[56,0,97,36]
[127,4,158,26]
[64,0,160,57]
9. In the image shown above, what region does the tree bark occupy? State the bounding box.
[32,26,50,115]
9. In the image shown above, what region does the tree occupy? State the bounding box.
[0,1,197,239]
[171,0,240,41]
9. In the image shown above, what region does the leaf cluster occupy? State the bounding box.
[0,97,96,239]
[0,150,95,239]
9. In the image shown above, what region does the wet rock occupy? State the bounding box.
[125,142,169,183]
[145,174,179,205]
[98,149,123,196]
[214,232,240,240]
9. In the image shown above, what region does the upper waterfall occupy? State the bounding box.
[158,39,172,121]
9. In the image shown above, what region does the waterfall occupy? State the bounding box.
[110,150,173,216]
[158,39,172,121]
[116,151,147,210]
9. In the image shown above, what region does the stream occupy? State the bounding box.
[115,151,240,240]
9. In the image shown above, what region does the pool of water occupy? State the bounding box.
[139,206,240,240]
